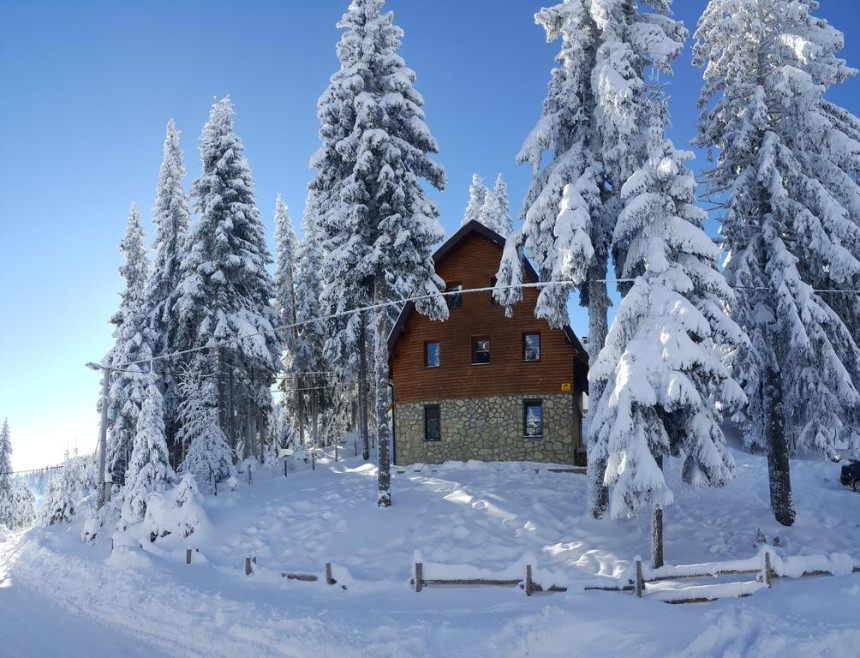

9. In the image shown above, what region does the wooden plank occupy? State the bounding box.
[245,557,253,576]
[282,573,318,582]
[647,569,760,583]
[421,578,522,587]
[525,564,533,597]
[325,562,336,586]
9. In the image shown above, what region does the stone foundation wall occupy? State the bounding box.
[393,393,580,465]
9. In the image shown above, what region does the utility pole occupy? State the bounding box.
[86,362,111,509]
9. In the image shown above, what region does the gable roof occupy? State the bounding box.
[387,220,588,361]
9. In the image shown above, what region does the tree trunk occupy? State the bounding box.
[651,457,664,569]
[374,274,392,507]
[358,312,370,460]
[311,386,319,450]
[765,362,795,526]
[586,259,610,519]
[228,365,236,460]
[296,375,307,447]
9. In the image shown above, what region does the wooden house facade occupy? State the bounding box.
[388,220,589,466]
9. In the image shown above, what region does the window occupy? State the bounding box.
[425,341,440,368]
[446,283,462,309]
[424,405,441,441]
[523,333,541,361]
[471,336,490,365]
[524,400,543,438]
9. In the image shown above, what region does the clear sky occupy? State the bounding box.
[2,1,859,471]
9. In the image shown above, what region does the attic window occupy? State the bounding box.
[425,341,440,368]
[471,336,490,365]
[446,283,463,309]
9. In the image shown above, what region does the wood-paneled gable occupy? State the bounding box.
[389,223,587,405]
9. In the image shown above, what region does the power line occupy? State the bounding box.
[90,278,860,374]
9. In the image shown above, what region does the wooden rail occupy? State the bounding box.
[411,562,567,595]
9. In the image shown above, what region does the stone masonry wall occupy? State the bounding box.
[393,393,580,466]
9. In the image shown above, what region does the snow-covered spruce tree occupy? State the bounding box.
[177,356,234,491]
[312,0,448,506]
[495,0,686,518]
[590,117,745,567]
[461,173,489,226]
[10,479,35,529]
[104,202,152,486]
[0,418,13,527]
[176,97,282,462]
[479,173,513,237]
[695,0,860,523]
[122,373,174,522]
[143,119,190,463]
[272,195,303,445]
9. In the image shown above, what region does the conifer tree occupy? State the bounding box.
[178,356,234,491]
[176,97,282,460]
[0,419,14,527]
[495,0,686,518]
[461,173,489,226]
[144,119,190,459]
[695,0,860,523]
[312,0,448,506]
[123,373,174,522]
[590,115,745,566]
[479,173,513,237]
[273,195,302,442]
[104,202,152,486]
[291,197,330,451]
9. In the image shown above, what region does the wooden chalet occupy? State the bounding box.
[388,220,588,466]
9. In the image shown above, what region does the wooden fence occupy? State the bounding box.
[167,545,859,605]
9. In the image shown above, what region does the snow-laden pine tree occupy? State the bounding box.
[9,479,35,529]
[590,116,746,567]
[176,97,282,461]
[290,197,331,451]
[495,0,686,518]
[461,173,489,226]
[695,0,860,524]
[272,195,302,445]
[143,119,190,460]
[311,0,448,506]
[104,202,152,486]
[177,356,234,491]
[122,373,174,522]
[479,173,513,237]
[0,419,13,527]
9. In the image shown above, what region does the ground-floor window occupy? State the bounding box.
[424,405,441,441]
[523,400,543,438]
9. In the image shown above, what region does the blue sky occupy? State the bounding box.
[1,0,859,470]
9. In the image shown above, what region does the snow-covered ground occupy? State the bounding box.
[2,445,860,657]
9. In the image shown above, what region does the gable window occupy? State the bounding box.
[524,400,543,438]
[471,336,490,365]
[446,283,463,309]
[424,405,441,442]
[523,333,541,361]
[425,341,440,368]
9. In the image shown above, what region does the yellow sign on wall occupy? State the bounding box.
[561,383,572,392]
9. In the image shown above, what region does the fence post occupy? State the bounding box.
[635,559,644,598]
[186,548,192,565]
[525,564,533,597]
[763,551,772,588]
[414,562,424,593]
[325,562,335,585]
[312,451,316,471]
[245,557,253,576]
